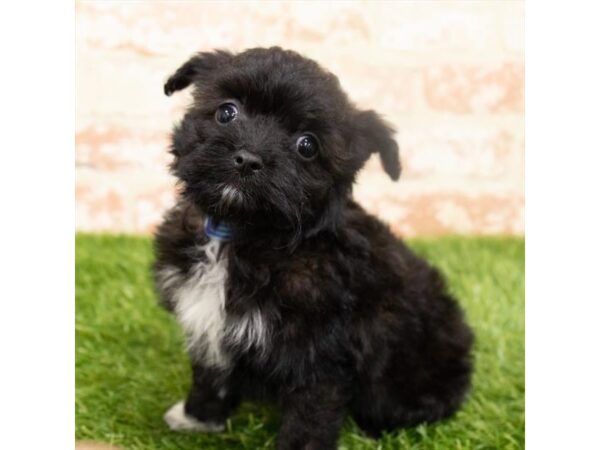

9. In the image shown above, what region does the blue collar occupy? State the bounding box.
[204,216,233,242]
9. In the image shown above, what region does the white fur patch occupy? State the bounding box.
[164,400,225,432]
[173,239,229,366]
[221,185,243,208]
[225,308,268,353]
[221,186,243,201]
[156,238,269,368]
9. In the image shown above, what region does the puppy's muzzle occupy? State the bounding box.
[233,149,263,177]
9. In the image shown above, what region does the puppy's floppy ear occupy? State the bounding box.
[353,110,401,181]
[164,50,232,96]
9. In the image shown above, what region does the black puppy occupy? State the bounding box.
[154,47,473,450]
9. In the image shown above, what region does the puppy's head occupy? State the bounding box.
[165,47,400,236]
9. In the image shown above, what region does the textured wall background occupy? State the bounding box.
[75,0,524,236]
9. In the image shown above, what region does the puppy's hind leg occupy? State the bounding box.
[351,364,472,437]
[164,364,240,432]
[352,394,454,438]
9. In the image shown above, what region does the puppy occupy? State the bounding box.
[154,47,473,450]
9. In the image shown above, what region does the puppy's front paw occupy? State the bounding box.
[163,400,225,433]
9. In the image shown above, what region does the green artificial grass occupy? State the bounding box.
[76,234,524,450]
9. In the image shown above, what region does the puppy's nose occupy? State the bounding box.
[233,149,263,175]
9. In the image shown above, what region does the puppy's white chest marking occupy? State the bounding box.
[157,238,268,368]
[172,239,229,366]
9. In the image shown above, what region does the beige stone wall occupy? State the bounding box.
[76,0,524,236]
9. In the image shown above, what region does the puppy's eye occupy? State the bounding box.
[296,134,319,159]
[215,103,239,124]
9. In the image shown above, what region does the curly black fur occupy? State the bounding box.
[153,47,473,450]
